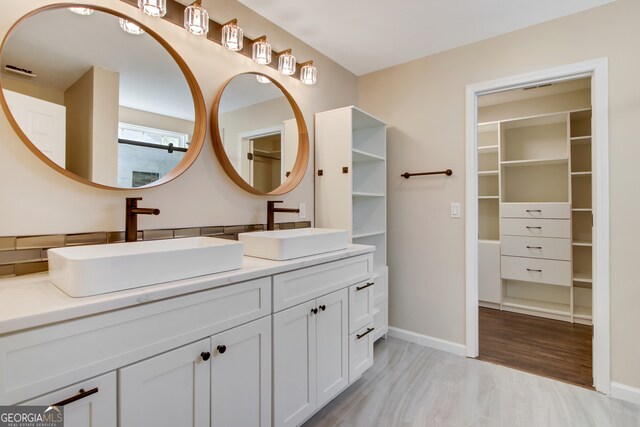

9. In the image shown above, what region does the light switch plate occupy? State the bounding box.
[299,203,306,219]
[450,202,461,218]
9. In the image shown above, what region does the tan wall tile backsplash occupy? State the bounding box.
[0,221,311,279]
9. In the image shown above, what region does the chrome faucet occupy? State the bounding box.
[126,197,160,242]
[267,201,300,231]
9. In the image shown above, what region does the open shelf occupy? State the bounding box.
[573,271,593,283]
[478,170,499,176]
[573,241,593,247]
[501,158,568,167]
[573,306,592,320]
[572,208,592,212]
[352,149,385,163]
[502,296,571,316]
[571,171,592,177]
[353,161,385,195]
[353,192,385,198]
[501,114,568,162]
[478,196,499,199]
[570,110,592,138]
[570,136,591,145]
[502,162,569,203]
[478,145,498,154]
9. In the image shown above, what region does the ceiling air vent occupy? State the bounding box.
[523,83,552,91]
[3,64,37,78]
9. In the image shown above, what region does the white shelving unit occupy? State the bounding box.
[477,108,594,324]
[315,106,389,340]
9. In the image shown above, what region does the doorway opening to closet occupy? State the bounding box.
[475,77,594,388]
[463,58,612,389]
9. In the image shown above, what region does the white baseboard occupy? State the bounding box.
[387,326,466,356]
[611,382,640,405]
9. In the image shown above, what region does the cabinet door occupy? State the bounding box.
[119,339,210,427]
[316,288,349,408]
[273,300,317,427]
[22,372,116,427]
[210,316,271,427]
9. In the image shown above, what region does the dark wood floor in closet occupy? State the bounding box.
[478,307,593,389]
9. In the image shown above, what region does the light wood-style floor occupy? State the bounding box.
[303,336,640,427]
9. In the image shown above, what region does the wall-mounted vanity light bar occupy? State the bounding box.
[118,0,317,84]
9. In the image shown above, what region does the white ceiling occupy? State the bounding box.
[235,0,616,76]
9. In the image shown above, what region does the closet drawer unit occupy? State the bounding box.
[501,203,571,219]
[501,236,571,261]
[501,256,571,286]
[501,218,570,239]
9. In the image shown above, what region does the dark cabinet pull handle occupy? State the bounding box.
[319,305,326,311]
[217,345,227,354]
[526,246,543,249]
[527,268,542,273]
[526,226,542,229]
[357,327,375,340]
[201,351,211,361]
[526,209,542,213]
[356,282,374,291]
[311,308,318,315]
[52,387,98,407]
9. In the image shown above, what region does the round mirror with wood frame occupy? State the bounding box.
[211,72,309,195]
[0,4,206,190]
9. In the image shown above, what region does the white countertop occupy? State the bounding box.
[0,244,374,336]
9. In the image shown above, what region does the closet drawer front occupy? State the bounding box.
[501,256,571,286]
[501,236,571,261]
[349,281,375,334]
[501,218,570,238]
[349,323,375,384]
[273,254,373,312]
[501,203,571,219]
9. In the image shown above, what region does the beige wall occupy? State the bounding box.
[91,67,119,187]
[1,75,64,105]
[64,68,93,179]
[358,0,640,388]
[0,0,357,236]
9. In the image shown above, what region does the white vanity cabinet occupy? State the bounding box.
[21,372,116,427]
[273,288,349,427]
[272,253,374,427]
[119,316,271,427]
[0,246,375,427]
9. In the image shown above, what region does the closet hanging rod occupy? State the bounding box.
[401,169,453,179]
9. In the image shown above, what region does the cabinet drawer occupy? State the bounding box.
[0,278,271,404]
[21,372,117,427]
[372,268,388,306]
[501,256,571,286]
[348,280,374,334]
[273,254,373,312]
[501,236,571,261]
[501,203,570,219]
[349,323,375,384]
[501,218,570,238]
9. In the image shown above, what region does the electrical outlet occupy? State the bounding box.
[299,203,306,219]
[450,202,461,219]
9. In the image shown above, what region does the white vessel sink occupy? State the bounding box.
[238,228,348,260]
[48,237,243,297]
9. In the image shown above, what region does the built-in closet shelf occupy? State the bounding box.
[573,271,593,283]
[502,297,571,316]
[352,230,386,239]
[570,136,592,144]
[352,149,385,163]
[478,145,499,154]
[479,239,500,244]
[501,158,569,168]
[571,172,592,177]
[573,241,593,247]
[478,170,499,176]
[573,306,593,320]
[572,208,592,212]
[352,192,385,198]
[478,196,499,200]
